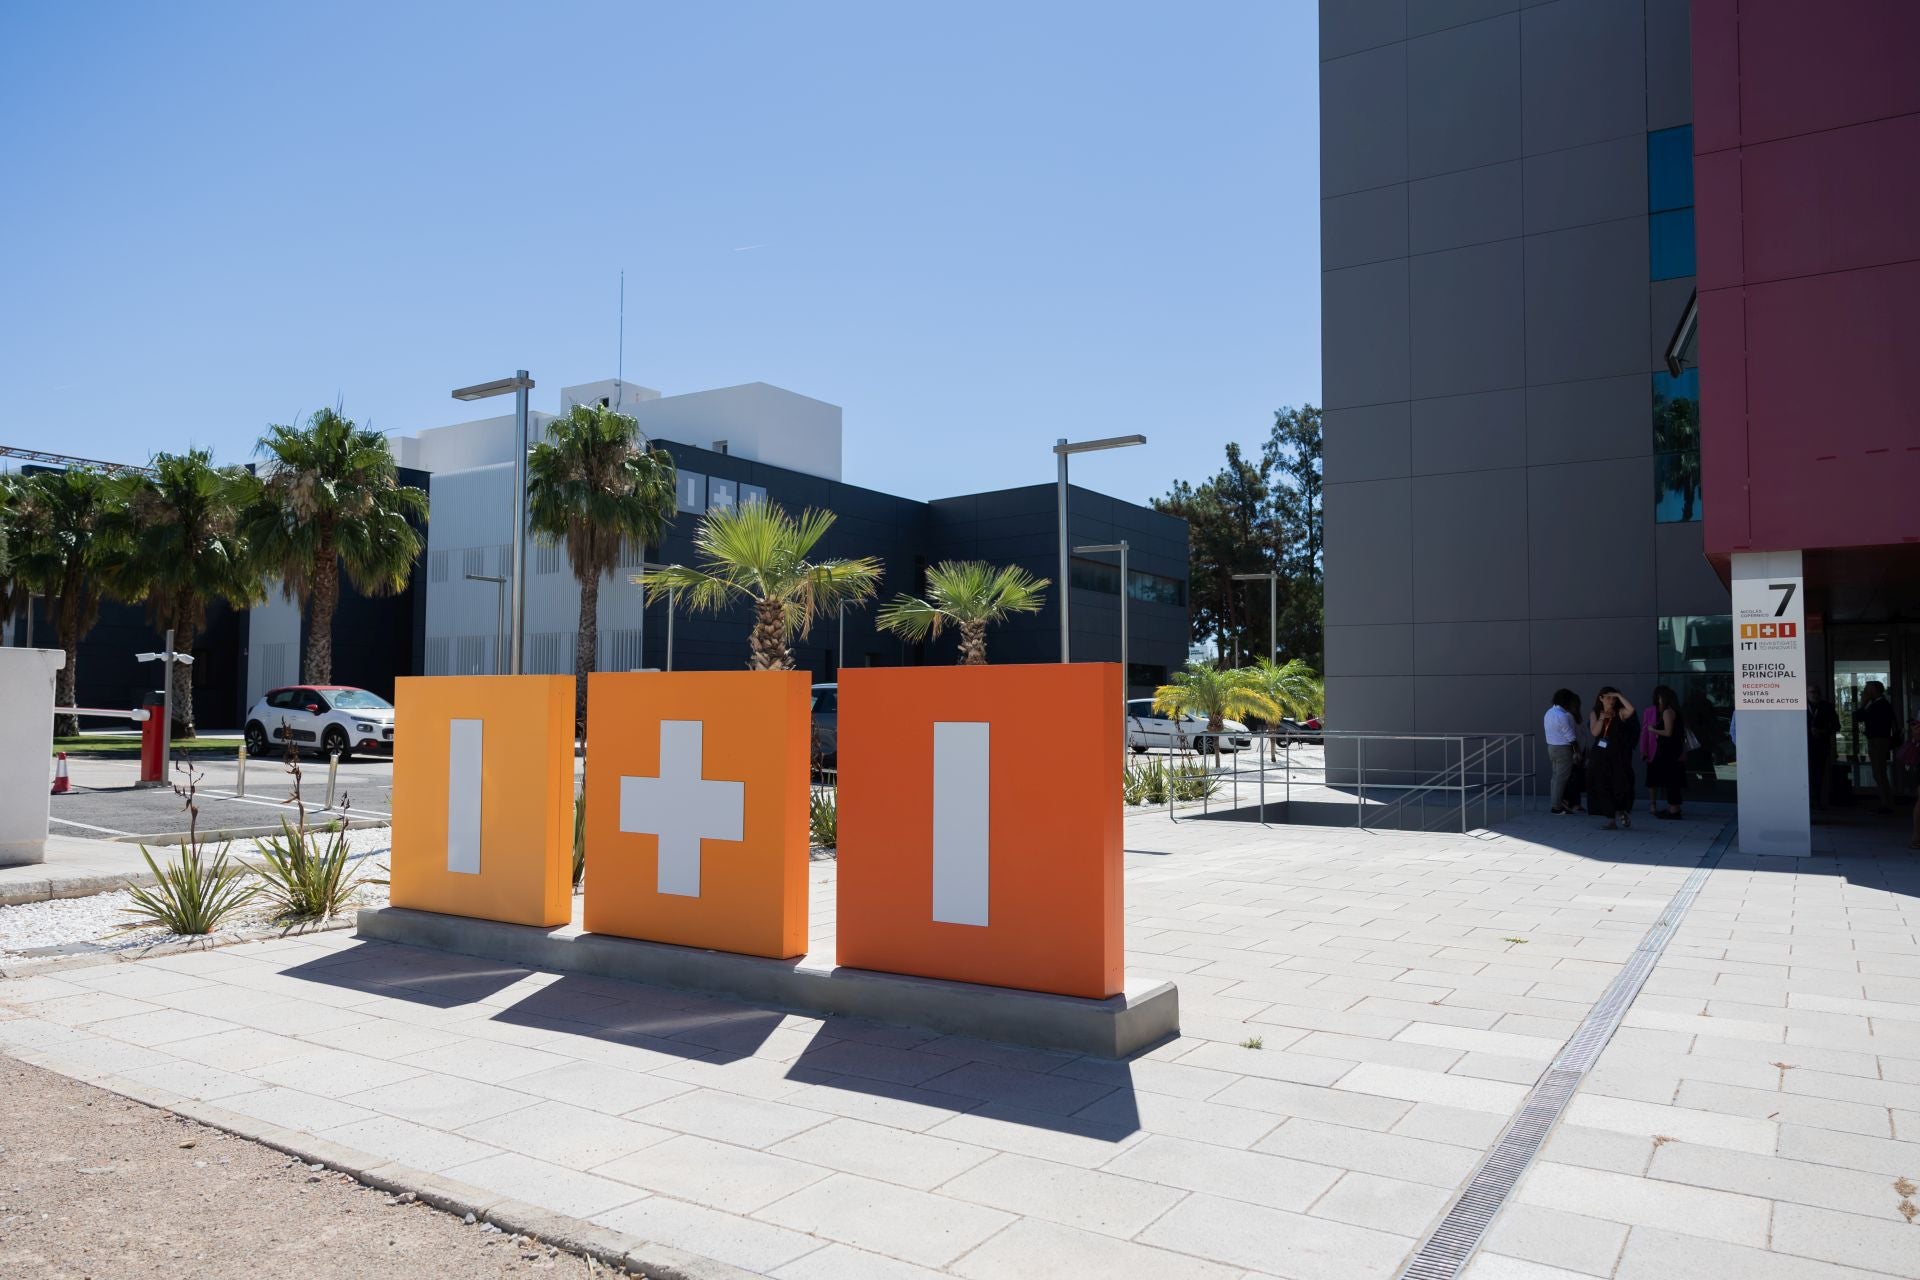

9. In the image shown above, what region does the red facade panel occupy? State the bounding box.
[1693,0,1920,559]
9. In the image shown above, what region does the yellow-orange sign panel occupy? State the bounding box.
[583,670,810,959]
[389,675,575,928]
[836,663,1124,999]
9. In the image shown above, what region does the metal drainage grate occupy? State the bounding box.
[1396,821,1735,1280]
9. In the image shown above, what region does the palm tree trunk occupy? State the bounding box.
[959,621,987,666]
[303,533,337,684]
[575,572,599,735]
[170,592,198,739]
[54,638,79,739]
[749,599,790,670]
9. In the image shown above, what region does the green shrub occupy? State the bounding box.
[124,843,258,935]
[573,791,587,888]
[1123,757,1219,806]
[254,816,368,921]
[809,786,838,848]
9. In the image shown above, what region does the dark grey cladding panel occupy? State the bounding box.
[1412,388,1526,476]
[1409,161,1522,254]
[1523,134,1647,235]
[1321,41,1409,198]
[1655,522,1730,618]
[1411,238,1526,399]
[1409,0,1520,38]
[1525,374,1650,466]
[1645,0,1693,132]
[1414,621,1531,675]
[1324,402,1411,484]
[1407,12,1521,180]
[1526,458,1658,619]
[1410,468,1529,623]
[1524,218,1652,385]
[1326,623,1415,677]
[1324,185,1410,271]
[1321,0,1407,61]
[1414,672,1534,736]
[1325,478,1413,626]
[1323,258,1411,409]
[1325,674,1418,733]
[1520,0,1646,154]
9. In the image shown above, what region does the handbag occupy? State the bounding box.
[1685,728,1702,753]
[1638,717,1658,761]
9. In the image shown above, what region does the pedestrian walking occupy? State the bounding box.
[1861,681,1898,812]
[1587,687,1638,830]
[1544,689,1581,815]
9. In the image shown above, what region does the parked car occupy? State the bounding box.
[810,683,838,768]
[1125,698,1250,754]
[1272,715,1323,744]
[244,685,395,761]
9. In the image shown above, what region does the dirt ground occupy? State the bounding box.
[0,1057,621,1279]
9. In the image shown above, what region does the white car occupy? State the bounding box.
[1125,699,1251,753]
[244,685,396,761]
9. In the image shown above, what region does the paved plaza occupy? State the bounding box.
[3,808,1917,1278]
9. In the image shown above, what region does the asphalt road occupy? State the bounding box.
[48,753,399,843]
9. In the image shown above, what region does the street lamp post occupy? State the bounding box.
[452,371,536,673]
[1053,434,1146,662]
[1233,571,1279,664]
[1074,542,1130,691]
[465,572,507,673]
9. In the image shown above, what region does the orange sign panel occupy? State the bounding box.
[389,675,575,928]
[836,663,1124,999]
[583,671,810,959]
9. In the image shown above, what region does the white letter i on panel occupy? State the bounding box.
[447,718,483,875]
[932,721,989,926]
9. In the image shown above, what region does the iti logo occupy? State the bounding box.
[1740,623,1798,639]
[835,663,1125,999]
[583,671,810,959]
[389,675,576,927]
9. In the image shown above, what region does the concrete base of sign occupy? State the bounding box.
[354,906,1180,1059]
[0,647,65,868]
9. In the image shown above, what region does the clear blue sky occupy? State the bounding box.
[0,2,1319,506]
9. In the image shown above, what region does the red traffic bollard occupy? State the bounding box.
[139,710,165,784]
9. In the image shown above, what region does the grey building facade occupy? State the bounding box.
[1319,0,1732,782]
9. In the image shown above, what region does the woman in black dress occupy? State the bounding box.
[1587,687,1639,830]
[1647,685,1687,820]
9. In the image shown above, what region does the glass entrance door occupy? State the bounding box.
[1830,625,1906,795]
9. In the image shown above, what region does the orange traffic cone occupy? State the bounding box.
[51,751,71,795]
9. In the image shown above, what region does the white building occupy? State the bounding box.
[244,378,844,703]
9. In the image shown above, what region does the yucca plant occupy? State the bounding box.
[809,785,838,849]
[254,816,368,921]
[123,760,257,934]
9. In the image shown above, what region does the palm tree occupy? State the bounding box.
[241,408,427,684]
[527,403,677,730]
[874,560,1049,665]
[641,500,882,671]
[109,450,264,738]
[1245,656,1324,759]
[11,467,126,736]
[1153,660,1279,764]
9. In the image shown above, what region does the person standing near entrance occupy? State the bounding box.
[1545,689,1581,814]
[1647,685,1687,820]
[1588,687,1639,830]
[1861,680,1898,813]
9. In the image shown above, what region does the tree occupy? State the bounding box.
[1152,661,1279,764]
[1244,656,1324,759]
[527,403,678,731]
[242,408,427,684]
[11,467,125,736]
[875,560,1049,665]
[110,450,264,737]
[641,500,882,671]
[1151,443,1272,656]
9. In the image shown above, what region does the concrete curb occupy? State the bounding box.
[0,916,358,979]
[53,1067,768,1280]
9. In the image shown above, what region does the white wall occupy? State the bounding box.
[560,379,661,416]
[636,382,842,481]
[245,589,302,706]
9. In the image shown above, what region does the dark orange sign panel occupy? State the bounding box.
[836,663,1124,999]
[583,670,810,959]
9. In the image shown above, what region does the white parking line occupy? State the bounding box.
[197,790,393,820]
[49,815,137,837]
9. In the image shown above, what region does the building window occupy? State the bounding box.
[428,550,449,583]
[1653,367,1702,522]
[1069,557,1186,607]
[1656,614,1736,786]
[1647,126,1695,280]
[1129,570,1187,608]
[535,539,565,575]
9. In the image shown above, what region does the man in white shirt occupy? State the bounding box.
[1544,689,1580,814]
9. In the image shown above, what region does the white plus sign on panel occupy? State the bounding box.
[619,720,745,897]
